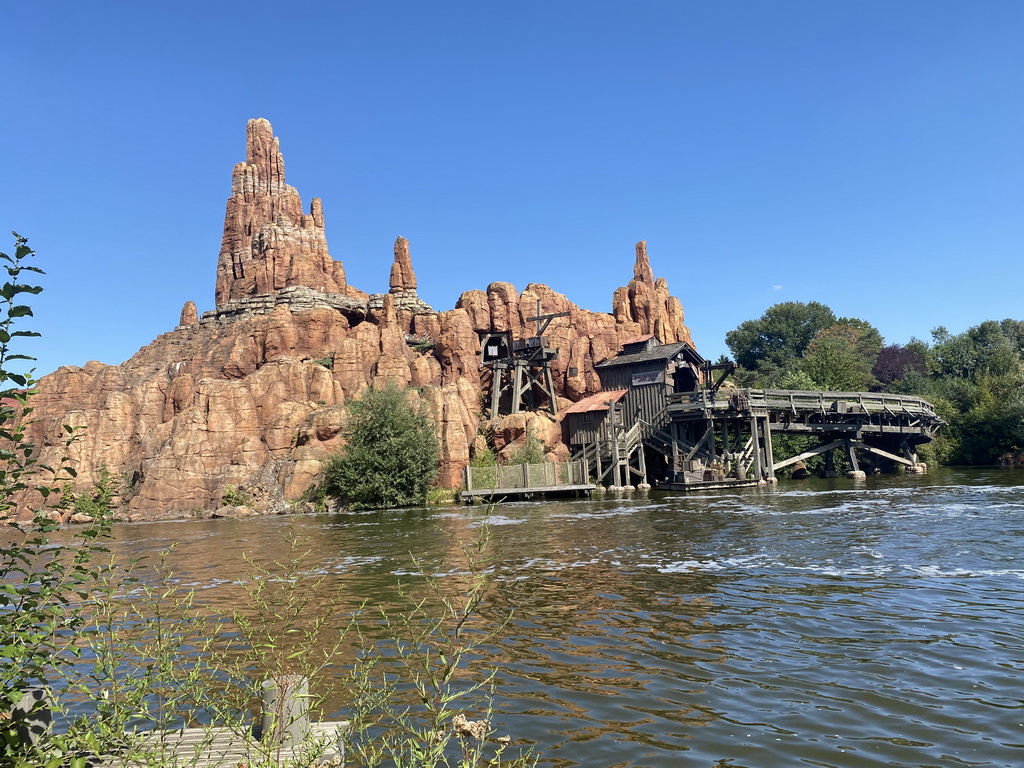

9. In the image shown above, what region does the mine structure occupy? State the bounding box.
[481,300,569,417]
[565,337,943,490]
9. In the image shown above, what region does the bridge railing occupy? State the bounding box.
[668,388,940,420]
[465,459,589,491]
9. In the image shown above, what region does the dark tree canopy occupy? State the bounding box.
[873,343,927,386]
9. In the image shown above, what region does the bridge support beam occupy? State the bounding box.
[845,439,866,479]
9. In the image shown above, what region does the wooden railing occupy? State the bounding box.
[668,388,940,420]
[464,460,589,491]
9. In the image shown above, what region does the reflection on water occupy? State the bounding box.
[47,467,1024,767]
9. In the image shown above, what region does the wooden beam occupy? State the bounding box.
[851,441,913,466]
[772,439,844,471]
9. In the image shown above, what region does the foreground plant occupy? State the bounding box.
[343,523,532,768]
[0,234,113,767]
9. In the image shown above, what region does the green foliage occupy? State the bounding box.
[778,369,819,391]
[725,301,836,374]
[320,382,439,510]
[870,320,1024,465]
[506,434,545,466]
[71,464,119,518]
[220,484,251,507]
[800,324,877,391]
[426,485,458,505]
[0,233,112,766]
[726,302,884,391]
[469,446,497,468]
[309,352,335,369]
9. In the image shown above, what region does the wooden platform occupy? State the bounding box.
[96,720,347,767]
[460,483,595,503]
[462,459,594,503]
[658,478,760,492]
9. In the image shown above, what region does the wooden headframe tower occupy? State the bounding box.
[481,300,569,417]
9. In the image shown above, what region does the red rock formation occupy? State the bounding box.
[215,118,347,305]
[179,301,198,327]
[389,237,417,291]
[612,240,693,346]
[18,120,696,521]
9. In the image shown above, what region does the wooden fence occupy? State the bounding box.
[464,460,589,492]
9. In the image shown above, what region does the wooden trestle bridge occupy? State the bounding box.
[569,387,942,490]
[658,387,942,487]
[561,337,943,490]
[480,325,943,493]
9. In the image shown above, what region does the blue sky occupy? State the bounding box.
[2,1,1022,377]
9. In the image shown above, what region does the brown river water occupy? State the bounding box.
[70,467,1024,766]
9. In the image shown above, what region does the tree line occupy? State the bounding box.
[724,301,1024,465]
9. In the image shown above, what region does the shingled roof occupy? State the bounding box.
[563,389,628,414]
[595,342,701,369]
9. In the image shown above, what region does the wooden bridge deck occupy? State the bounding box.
[667,388,943,438]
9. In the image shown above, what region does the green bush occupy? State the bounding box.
[320,382,439,510]
[507,434,545,465]
[71,464,119,518]
[220,484,251,507]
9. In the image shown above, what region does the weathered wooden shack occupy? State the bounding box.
[592,335,707,430]
[562,389,628,447]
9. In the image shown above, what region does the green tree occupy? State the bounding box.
[800,322,881,391]
[725,301,836,380]
[887,321,1024,465]
[320,382,439,509]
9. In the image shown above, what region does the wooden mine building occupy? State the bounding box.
[563,336,942,490]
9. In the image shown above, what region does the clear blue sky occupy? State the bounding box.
[3,1,1022,377]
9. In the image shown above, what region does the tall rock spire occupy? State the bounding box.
[612,240,693,346]
[389,236,418,292]
[214,118,347,306]
[633,240,655,285]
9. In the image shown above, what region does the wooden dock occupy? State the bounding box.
[460,459,595,503]
[658,477,760,492]
[97,721,347,767]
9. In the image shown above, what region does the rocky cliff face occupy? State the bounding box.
[24,119,694,521]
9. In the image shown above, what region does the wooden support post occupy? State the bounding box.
[543,364,558,415]
[708,419,718,465]
[262,675,310,748]
[762,417,776,482]
[750,417,763,481]
[8,687,50,749]
[511,362,524,414]
[845,439,865,479]
[671,422,680,480]
[823,448,836,478]
[637,442,649,489]
[611,422,623,489]
[490,363,505,417]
